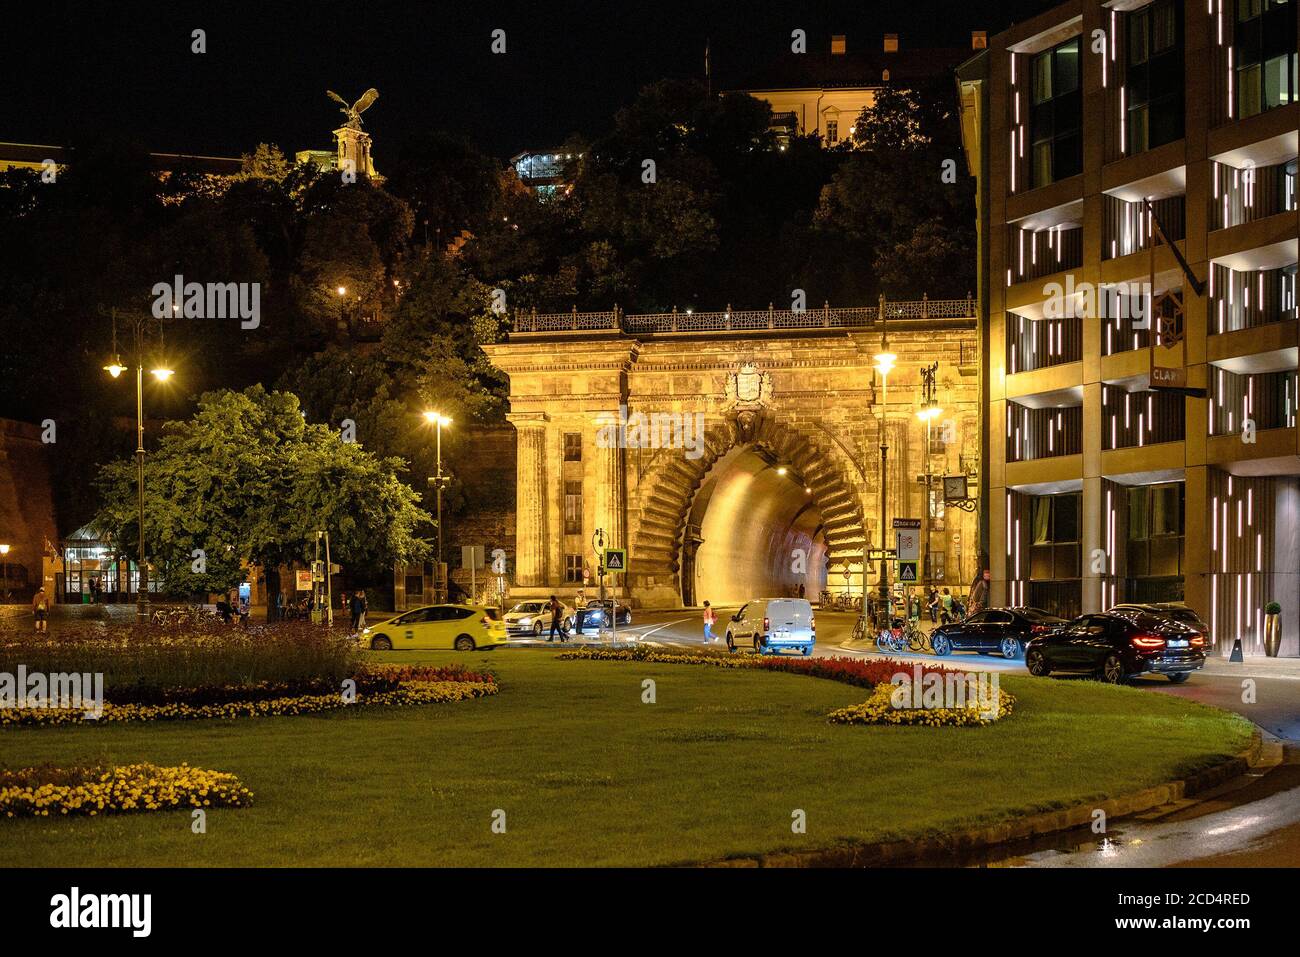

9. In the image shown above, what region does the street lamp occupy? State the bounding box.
[916,362,943,590]
[423,410,452,602]
[872,345,896,624]
[0,544,9,603]
[103,307,174,622]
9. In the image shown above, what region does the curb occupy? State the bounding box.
[703,730,1264,868]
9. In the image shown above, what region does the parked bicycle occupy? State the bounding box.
[874,617,931,654]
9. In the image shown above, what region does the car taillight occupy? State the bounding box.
[1130,634,1165,650]
[1031,624,1050,634]
[763,616,770,633]
[1190,635,1205,647]
[481,616,492,627]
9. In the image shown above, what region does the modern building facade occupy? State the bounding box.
[960,0,1300,656]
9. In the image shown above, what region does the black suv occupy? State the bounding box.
[929,607,1066,659]
[1108,602,1208,638]
[1025,610,1206,683]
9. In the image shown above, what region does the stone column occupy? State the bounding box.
[597,439,626,554]
[511,415,548,586]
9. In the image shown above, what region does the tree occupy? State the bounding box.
[93,386,430,595]
[814,83,976,299]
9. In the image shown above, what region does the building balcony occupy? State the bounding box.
[1207,364,1299,437]
[1006,399,1083,463]
[1208,319,1298,365]
[1102,385,1186,451]
[1206,425,1299,468]
[1208,260,1298,335]
[1210,157,1297,230]
[1006,223,1084,285]
[1005,313,1082,374]
[1103,192,1185,262]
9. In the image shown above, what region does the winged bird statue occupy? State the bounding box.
[327,88,379,131]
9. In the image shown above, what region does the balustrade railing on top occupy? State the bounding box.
[509,295,976,335]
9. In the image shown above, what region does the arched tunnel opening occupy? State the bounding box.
[681,446,828,606]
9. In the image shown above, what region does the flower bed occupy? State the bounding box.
[828,682,1015,727]
[558,646,1013,727]
[1,763,253,819]
[0,665,498,727]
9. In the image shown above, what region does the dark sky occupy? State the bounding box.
[5,0,1052,162]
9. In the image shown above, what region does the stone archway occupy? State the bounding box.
[632,411,867,605]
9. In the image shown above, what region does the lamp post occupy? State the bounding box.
[424,411,452,602]
[103,308,174,623]
[0,544,9,602]
[916,363,943,592]
[872,344,896,626]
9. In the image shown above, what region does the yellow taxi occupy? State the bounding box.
[361,604,508,651]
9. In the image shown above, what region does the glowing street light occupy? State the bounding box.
[424,411,453,601]
[102,307,175,622]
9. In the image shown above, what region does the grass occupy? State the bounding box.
[1,651,1253,866]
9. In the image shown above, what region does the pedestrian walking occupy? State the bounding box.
[546,594,564,643]
[32,587,50,634]
[927,588,940,623]
[237,593,250,628]
[702,600,716,643]
[350,590,367,631]
[941,588,954,624]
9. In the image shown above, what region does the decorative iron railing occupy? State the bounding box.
[510,295,977,335]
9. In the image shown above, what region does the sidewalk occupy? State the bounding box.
[1202,655,1300,679]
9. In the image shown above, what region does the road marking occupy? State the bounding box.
[630,618,693,640]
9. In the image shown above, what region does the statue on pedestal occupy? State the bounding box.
[326,88,379,130]
[326,88,380,180]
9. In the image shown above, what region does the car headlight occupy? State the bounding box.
[518,617,531,627]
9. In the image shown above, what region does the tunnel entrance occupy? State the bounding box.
[680,446,828,607]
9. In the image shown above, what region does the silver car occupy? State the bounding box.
[503,600,569,636]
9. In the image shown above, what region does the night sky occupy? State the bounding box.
[5,0,1052,163]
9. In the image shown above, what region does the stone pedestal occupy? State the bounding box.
[333,126,377,179]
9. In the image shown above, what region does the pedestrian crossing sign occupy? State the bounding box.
[898,561,917,582]
[603,548,627,573]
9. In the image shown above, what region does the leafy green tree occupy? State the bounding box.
[93,386,430,595]
[815,83,975,299]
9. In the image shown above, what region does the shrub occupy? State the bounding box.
[0,622,361,701]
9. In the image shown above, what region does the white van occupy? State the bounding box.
[724,598,815,655]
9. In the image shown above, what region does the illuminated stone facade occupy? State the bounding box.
[483,304,981,608]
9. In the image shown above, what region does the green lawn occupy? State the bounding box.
[1,652,1253,866]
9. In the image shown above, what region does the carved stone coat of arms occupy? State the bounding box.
[723,362,773,410]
